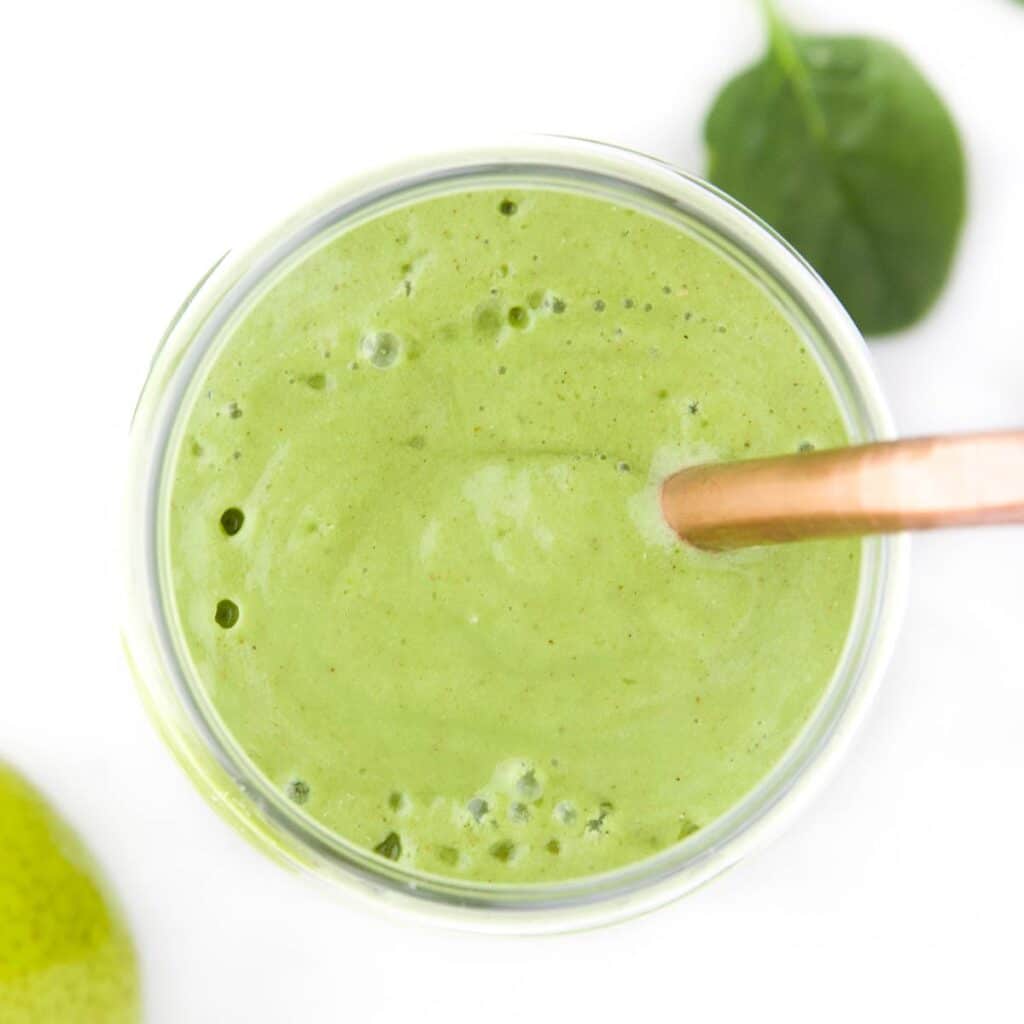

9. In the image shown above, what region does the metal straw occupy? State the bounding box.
[661,429,1024,550]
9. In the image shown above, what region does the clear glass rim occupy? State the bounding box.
[122,136,910,932]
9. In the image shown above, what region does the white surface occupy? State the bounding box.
[2,0,1022,1020]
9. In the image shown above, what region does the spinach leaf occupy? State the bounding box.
[704,2,966,335]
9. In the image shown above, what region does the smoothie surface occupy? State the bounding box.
[166,185,860,882]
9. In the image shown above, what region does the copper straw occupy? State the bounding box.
[661,429,1024,551]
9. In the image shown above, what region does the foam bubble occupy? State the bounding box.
[360,331,402,369]
[516,769,543,801]
[553,800,577,826]
[509,802,530,823]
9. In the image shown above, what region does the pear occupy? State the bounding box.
[0,763,140,1022]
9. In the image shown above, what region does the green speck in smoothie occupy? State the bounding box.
[498,199,518,216]
[489,839,516,862]
[374,832,402,861]
[677,815,700,840]
[286,779,310,805]
[508,306,529,329]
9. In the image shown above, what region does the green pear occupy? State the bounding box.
[0,763,140,1022]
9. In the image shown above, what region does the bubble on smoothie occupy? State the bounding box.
[553,800,577,826]
[286,779,310,805]
[220,507,245,536]
[214,598,239,629]
[516,768,543,801]
[360,331,402,369]
[509,802,530,823]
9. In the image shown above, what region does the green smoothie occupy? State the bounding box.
[166,186,859,883]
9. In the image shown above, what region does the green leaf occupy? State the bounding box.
[704,3,966,335]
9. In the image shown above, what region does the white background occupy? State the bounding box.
[3,0,1023,1020]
